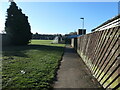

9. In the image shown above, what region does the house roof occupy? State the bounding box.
[92,14,120,32]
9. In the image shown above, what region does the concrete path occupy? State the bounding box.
[53,45,104,89]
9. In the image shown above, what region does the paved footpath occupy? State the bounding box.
[53,45,104,89]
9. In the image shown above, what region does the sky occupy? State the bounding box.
[0,2,119,34]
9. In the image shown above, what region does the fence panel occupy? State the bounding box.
[77,26,120,89]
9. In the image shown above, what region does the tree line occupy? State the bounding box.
[32,32,62,40]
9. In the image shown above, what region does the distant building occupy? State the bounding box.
[51,35,63,44]
[92,14,120,32]
[77,29,86,35]
[69,29,86,49]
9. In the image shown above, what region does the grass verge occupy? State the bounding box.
[2,40,65,89]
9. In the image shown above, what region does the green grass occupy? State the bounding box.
[2,40,65,89]
[30,40,65,47]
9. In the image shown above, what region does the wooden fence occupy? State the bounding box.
[77,26,119,89]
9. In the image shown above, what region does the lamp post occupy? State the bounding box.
[80,18,84,35]
[80,17,84,29]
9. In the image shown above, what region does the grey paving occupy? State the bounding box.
[53,45,104,89]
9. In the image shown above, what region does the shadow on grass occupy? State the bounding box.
[2,44,64,58]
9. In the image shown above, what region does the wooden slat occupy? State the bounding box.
[95,28,119,77]
[97,38,119,80]
[91,31,104,68]
[93,28,113,74]
[104,67,119,88]
[91,32,101,65]
[91,31,103,73]
[92,29,109,73]
[98,48,119,82]
[100,61,118,85]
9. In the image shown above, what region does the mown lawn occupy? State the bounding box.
[30,40,65,47]
[2,40,65,89]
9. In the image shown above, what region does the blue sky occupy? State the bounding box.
[0,2,118,34]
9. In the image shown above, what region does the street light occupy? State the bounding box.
[80,17,84,35]
[80,17,84,29]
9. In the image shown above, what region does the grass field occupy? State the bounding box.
[30,40,65,47]
[2,40,65,89]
